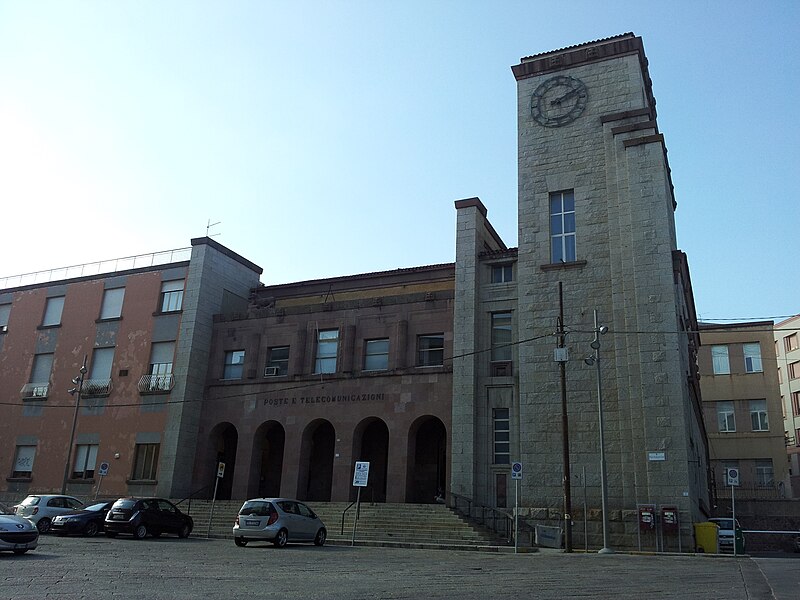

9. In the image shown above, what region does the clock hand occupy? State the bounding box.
[551,88,580,106]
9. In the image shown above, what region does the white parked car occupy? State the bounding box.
[233,498,327,548]
[14,495,84,533]
[0,501,39,554]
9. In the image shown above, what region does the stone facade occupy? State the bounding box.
[452,34,710,550]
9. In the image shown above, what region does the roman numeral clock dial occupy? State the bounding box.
[530,75,588,127]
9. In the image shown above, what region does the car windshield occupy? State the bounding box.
[85,502,110,511]
[113,499,137,509]
[20,496,41,506]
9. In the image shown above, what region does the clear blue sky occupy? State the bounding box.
[1,1,797,323]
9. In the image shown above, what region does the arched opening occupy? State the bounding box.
[249,421,285,498]
[208,422,238,500]
[297,419,335,502]
[351,418,389,502]
[406,416,447,503]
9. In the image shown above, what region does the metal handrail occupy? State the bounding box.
[340,500,357,535]
[175,484,213,514]
[449,491,521,543]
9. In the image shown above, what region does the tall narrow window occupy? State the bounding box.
[223,350,245,379]
[743,343,762,373]
[364,339,389,371]
[266,346,289,376]
[86,347,114,396]
[549,190,576,263]
[793,391,800,417]
[160,280,184,312]
[493,408,510,464]
[749,399,768,431]
[24,353,54,398]
[790,362,800,380]
[717,401,735,432]
[132,443,160,480]
[146,342,175,391]
[491,312,513,363]
[72,444,99,479]
[0,303,10,333]
[99,287,125,319]
[315,329,339,374]
[711,345,730,375]
[42,296,65,326]
[755,459,774,488]
[12,445,36,478]
[785,333,799,353]
[417,334,444,367]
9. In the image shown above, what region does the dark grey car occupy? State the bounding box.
[233,498,326,548]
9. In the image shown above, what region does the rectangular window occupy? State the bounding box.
[491,264,513,283]
[0,303,10,333]
[796,428,800,447]
[315,329,339,374]
[711,345,730,375]
[86,347,114,396]
[417,334,444,367]
[755,459,774,488]
[785,333,799,353]
[717,401,735,432]
[143,342,175,391]
[550,190,576,263]
[42,296,65,326]
[493,408,510,464]
[749,399,769,431]
[99,287,125,319]
[364,339,389,371]
[160,280,184,312]
[789,362,800,380]
[491,312,513,362]
[266,346,289,376]
[132,443,159,480]
[792,391,800,417]
[743,343,762,373]
[12,445,36,478]
[223,350,245,379]
[72,444,98,479]
[24,353,54,398]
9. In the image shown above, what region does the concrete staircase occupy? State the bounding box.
[179,499,509,550]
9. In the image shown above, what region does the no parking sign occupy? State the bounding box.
[511,462,523,480]
[98,461,110,477]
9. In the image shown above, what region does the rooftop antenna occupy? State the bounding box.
[206,219,221,238]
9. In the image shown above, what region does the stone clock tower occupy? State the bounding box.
[452,34,710,549]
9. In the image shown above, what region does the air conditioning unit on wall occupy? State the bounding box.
[264,366,280,377]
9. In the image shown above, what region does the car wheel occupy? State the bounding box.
[178,523,191,539]
[36,518,52,534]
[273,528,288,548]
[84,521,99,537]
[13,549,29,555]
[105,532,118,538]
[234,537,247,547]
[314,528,326,547]
[134,524,148,540]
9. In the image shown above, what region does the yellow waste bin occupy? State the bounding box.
[694,521,719,553]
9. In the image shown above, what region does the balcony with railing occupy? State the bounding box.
[20,383,49,399]
[0,247,192,289]
[82,378,113,398]
[138,373,175,394]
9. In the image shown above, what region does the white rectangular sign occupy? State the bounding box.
[353,461,370,487]
[511,461,523,480]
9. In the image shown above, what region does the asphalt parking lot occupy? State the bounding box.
[0,534,795,600]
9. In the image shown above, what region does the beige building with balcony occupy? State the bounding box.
[698,321,789,502]
[775,313,800,497]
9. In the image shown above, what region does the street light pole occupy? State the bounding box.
[585,310,613,554]
[62,355,87,495]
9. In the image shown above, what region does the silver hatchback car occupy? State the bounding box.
[233,498,326,548]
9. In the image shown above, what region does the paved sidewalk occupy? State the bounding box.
[0,536,777,599]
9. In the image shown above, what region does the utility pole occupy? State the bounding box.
[557,282,573,552]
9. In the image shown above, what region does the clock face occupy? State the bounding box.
[531,76,588,127]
